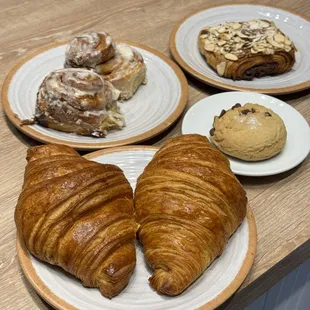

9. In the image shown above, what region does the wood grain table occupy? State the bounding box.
[0,0,309,309]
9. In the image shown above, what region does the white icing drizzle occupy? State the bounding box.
[38,68,117,111]
[116,43,134,61]
[96,43,143,84]
[65,31,114,68]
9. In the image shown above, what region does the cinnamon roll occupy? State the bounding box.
[65,31,116,68]
[35,68,125,137]
[95,43,147,100]
[198,19,296,80]
[65,31,147,100]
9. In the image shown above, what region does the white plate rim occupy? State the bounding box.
[2,41,188,150]
[181,91,310,176]
[16,145,257,310]
[169,3,310,95]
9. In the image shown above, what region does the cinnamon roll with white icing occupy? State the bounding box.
[65,31,147,100]
[35,68,125,137]
[65,31,116,68]
[95,43,147,100]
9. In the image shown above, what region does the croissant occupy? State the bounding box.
[198,19,296,80]
[35,68,124,137]
[134,134,247,296]
[15,144,139,298]
[65,31,147,100]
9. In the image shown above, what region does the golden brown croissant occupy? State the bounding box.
[15,144,139,298]
[64,31,147,100]
[35,68,124,137]
[134,134,247,296]
[198,19,296,80]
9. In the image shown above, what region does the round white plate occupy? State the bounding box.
[2,41,188,150]
[182,92,310,176]
[170,4,310,94]
[17,146,257,310]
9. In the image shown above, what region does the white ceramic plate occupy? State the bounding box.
[170,4,310,94]
[182,92,310,176]
[2,42,188,150]
[17,146,257,310]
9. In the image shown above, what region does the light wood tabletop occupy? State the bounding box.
[0,0,309,309]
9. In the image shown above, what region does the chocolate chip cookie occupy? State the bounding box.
[210,103,287,161]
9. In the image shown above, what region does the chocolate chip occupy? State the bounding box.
[251,108,255,113]
[210,128,215,136]
[264,112,272,117]
[232,103,242,110]
[240,109,251,115]
[219,109,226,118]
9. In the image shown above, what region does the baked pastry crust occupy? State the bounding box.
[35,68,124,137]
[198,19,296,80]
[210,103,287,161]
[15,144,139,298]
[65,31,147,100]
[134,134,247,296]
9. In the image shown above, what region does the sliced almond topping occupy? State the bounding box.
[265,48,274,55]
[224,53,238,61]
[267,36,283,48]
[285,38,292,45]
[204,43,215,52]
[216,62,226,76]
[199,19,294,59]
[235,43,244,50]
[217,40,226,46]
[256,45,265,52]
[236,30,248,38]
[219,33,230,41]
[249,21,259,29]
[259,20,270,28]
[232,22,241,30]
[220,46,231,54]
[274,33,285,43]
[218,26,226,33]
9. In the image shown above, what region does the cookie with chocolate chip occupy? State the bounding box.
[210,103,287,161]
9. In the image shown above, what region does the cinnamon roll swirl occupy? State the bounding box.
[65,31,116,68]
[35,68,125,137]
[65,31,147,100]
[95,43,147,100]
[198,19,296,80]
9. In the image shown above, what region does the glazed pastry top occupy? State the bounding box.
[65,31,116,68]
[37,68,120,113]
[94,43,144,79]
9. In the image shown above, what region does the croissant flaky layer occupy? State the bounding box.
[15,144,138,298]
[134,134,247,295]
[200,47,295,80]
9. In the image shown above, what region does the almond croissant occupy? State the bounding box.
[15,144,138,298]
[198,19,296,80]
[134,134,247,296]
